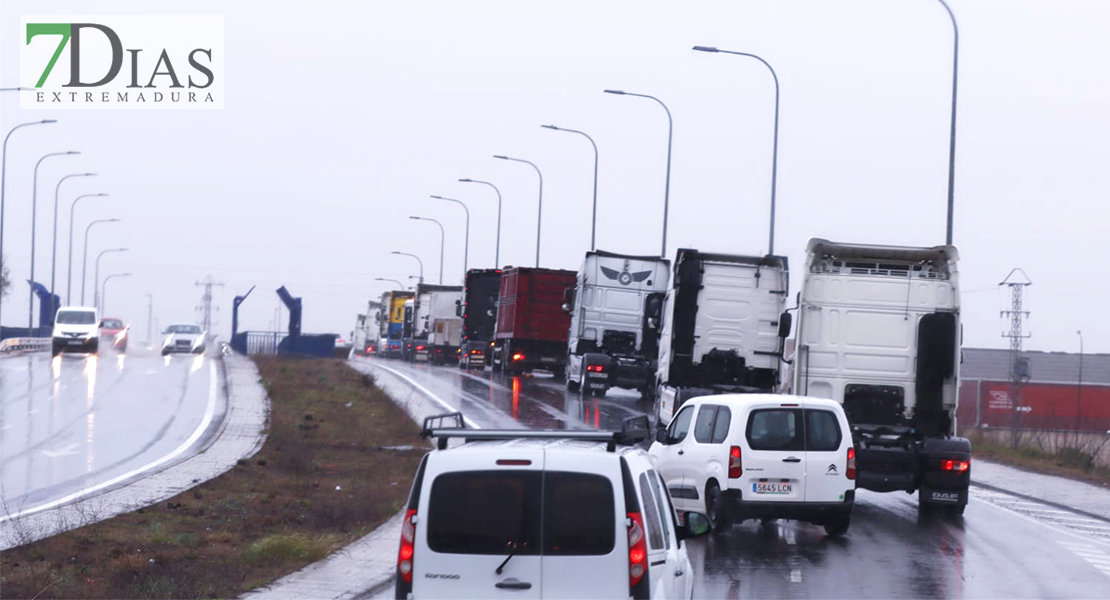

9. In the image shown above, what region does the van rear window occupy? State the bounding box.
[427,470,614,556]
[746,409,803,451]
[427,471,541,555]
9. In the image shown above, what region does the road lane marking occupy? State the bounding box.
[0,360,219,523]
[41,443,79,458]
[369,361,480,429]
[790,569,801,583]
[1059,541,1110,578]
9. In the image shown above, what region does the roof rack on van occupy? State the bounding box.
[420,412,651,452]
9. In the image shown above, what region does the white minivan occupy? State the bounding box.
[52,306,99,356]
[649,394,856,537]
[396,414,711,599]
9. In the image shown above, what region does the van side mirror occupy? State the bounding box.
[655,427,668,444]
[778,312,792,339]
[678,512,711,539]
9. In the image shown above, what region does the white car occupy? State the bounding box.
[161,323,206,355]
[52,306,99,356]
[396,414,710,599]
[650,394,856,537]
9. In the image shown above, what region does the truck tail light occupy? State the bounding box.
[627,513,648,587]
[847,447,856,480]
[512,353,524,361]
[728,446,742,478]
[398,508,417,582]
[587,364,605,373]
[943,459,969,473]
[416,345,425,351]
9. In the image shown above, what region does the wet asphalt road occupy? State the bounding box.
[0,347,221,519]
[361,357,1110,598]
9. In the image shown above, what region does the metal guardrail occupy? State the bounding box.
[0,337,51,355]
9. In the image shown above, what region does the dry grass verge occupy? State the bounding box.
[0,357,426,599]
[968,431,1110,487]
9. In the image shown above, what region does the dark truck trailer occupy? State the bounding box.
[458,268,502,369]
[493,267,576,376]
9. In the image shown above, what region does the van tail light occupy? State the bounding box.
[846,447,857,480]
[728,446,742,479]
[627,512,648,587]
[587,364,605,373]
[943,459,969,473]
[398,508,417,582]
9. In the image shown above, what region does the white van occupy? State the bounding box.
[52,306,99,356]
[396,414,710,599]
[649,394,855,536]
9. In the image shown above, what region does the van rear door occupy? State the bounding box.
[741,402,807,503]
[803,401,851,502]
[541,450,625,599]
[414,448,544,599]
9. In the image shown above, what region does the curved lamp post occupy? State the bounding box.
[391,251,424,284]
[541,124,599,251]
[409,216,445,284]
[81,219,120,304]
[603,90,671,258]
[100,272,130,314]
[374,277,407,290]
[493,155,543,267]
[93,247,127,310]
[27,152,80,332]
[50,172,95,316]
[67,193,108,304]
[430,195,470,275]
[458,178,502,268]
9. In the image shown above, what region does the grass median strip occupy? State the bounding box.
[0,357,426,599]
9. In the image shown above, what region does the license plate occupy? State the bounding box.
[753,482,792,494]
[67,340,83,345]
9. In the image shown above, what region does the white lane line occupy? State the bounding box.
[369,361,481,429]
[784,528,796,545]
[0,360,219,523]
[790,569,801,583]
[973,496,1110,550]
[1059,541,1110,577]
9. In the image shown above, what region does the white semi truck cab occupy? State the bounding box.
[563,250,671,397]
[794,238,970,513]
[654,249,791,424]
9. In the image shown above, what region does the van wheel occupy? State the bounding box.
[705,483,731,532]
[824,516,850,537]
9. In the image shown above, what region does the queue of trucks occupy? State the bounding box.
[358,236,971,513]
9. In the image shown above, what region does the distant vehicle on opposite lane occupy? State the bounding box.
[52,307,100,357]
[161,323,206,355]
[98,317,128,352]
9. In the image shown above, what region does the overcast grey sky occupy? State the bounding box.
[1,0,1106,354]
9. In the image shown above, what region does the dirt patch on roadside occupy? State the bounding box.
[0,357,426,599]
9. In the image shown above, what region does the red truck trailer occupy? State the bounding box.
[492,267,577,376]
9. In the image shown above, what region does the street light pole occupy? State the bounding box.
[935,0,960,246]
[100,272,130,314]
[541,125,599,250]
[391,251,424,284]
[409,216,445,284]
[430,195,470,275]
[1,119,57,328]
[493,155,543,267]
[458,178,502,268]
[603,90,671,258]
[691,46,780,255]
[50,172,95,317]
[28,152,79,333]
[67,193,108,305]
[81,219,120,305]
[94,247,127,311]
[1076,330,1084,446]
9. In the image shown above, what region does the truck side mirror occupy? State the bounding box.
[455,299,462,317]
[778,312,792,339]
[561,303,572,314]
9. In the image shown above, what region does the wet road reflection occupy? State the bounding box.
[1,348,220,518]
[362,357,1110,599]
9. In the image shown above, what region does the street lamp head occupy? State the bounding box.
[67,151,81,155]
[41,119,58,124]
[390,251,402,255]
[458,178,472,182]
[691,45,720,53]
[430,195,444,200]
[603,89,625,95]
[408,216,421,220]
[84,172,97,176]
[96,193,108,196]
[107,218,121,222]
[493,155,508,160]
[541,124,559,130]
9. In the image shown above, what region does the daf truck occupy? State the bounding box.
[563,250,670,397]
[655,249,791,424]
[492,267,577,376]
[793,238,970,514]
[457,269,502,368]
